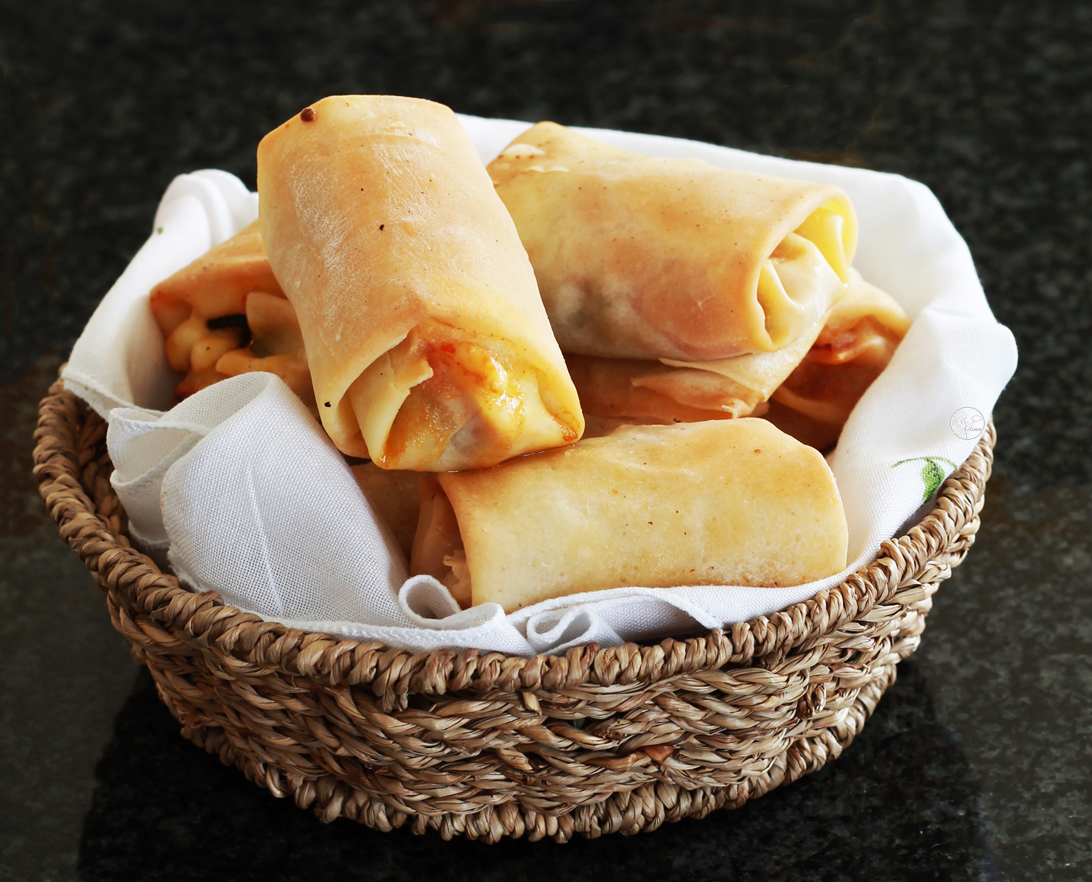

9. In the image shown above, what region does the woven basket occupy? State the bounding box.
[33,376,994,842]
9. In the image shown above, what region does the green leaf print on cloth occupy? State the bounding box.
[892,456,960,504]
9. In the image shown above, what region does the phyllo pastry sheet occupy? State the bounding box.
[257,96,584,471]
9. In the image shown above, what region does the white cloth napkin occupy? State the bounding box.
[63,114,1017,656]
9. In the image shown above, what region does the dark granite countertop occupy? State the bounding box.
[3,2,1089,879]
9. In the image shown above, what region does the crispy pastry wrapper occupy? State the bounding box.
[257,96,584,470]
[565,307,827,423]
[766,269,911,450]
[148,220,312,406]
[487,121,858,362]
[411,420,849,613]
[349,462,422,560]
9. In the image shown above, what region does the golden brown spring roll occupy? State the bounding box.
[766,269,911,451]
[411,420,848,612]
[565,355,749,425]
[565,309,826,424]
[149,221,313,405]
[257,96,584,470]
[349,462,422,560]
[487,121,858,362]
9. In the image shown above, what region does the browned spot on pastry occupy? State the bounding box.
[300,107,316,122]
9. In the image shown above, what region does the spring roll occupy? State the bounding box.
[565,354,754,425]
[565,309,826,424]
[257,96,584,470]
[411,419,848,612]
[487,121,858,362]
[149,221,313,405]
[349,462,421,560]
[766,269,911,450]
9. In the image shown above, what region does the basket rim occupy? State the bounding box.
[33,375,994,695]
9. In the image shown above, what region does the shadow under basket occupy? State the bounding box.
[33,377,994,843]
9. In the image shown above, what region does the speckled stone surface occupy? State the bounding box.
[2,2,1090,880]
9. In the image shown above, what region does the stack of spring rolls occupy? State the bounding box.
[149,95,911,614]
